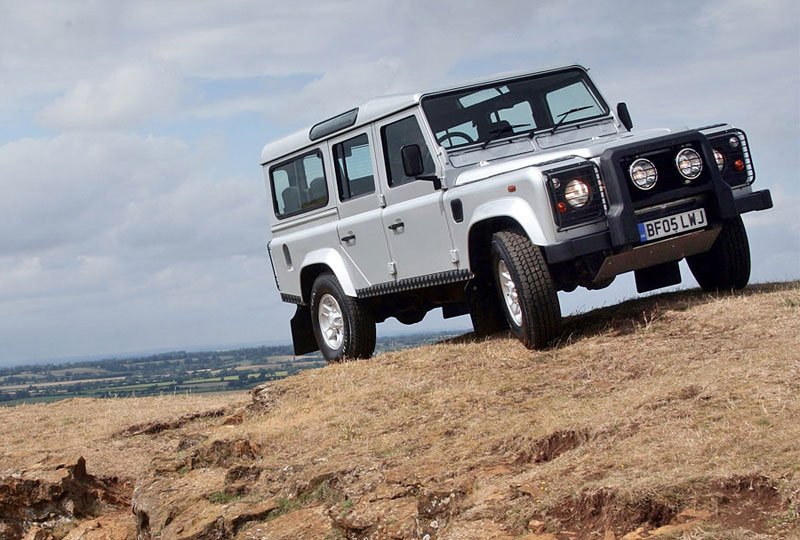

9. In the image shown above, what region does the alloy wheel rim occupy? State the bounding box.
[318,294,344,350]
[497,260,523,326]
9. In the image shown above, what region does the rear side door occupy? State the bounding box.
[329,129,394,289]
[374,112,458,281]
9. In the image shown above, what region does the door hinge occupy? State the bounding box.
[449,249,460,264]
[388,261,397,276]
[378,194,387,208]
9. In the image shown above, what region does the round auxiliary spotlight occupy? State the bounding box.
[629,158,658,191]
[675,148,703,181]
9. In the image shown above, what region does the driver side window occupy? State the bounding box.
[381,116,435,187]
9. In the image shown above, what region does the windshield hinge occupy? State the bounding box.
[378,194,387,208]
[388,261,397,276]
[449,249,460,264]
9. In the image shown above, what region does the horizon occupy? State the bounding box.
[1,1,798,363]
[6,275,799,369]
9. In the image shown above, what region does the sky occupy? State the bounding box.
[1,0,798,366]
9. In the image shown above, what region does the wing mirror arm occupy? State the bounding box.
[400,144,443,190]
[617,102,633,131]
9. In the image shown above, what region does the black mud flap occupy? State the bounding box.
[290,306,319,355]
[635,261,682,293]
[465,280,508,337]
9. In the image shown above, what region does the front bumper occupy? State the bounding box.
[543,188,771,266]
[543,186,772,269]
[735,188,773,214]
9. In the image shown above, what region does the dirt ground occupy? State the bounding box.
[1,282,798,539]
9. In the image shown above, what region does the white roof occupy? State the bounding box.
[260,64,587,165]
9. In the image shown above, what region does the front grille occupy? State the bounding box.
[634,196,706,223]
[618,140,711,205]
[544,162,607,230]
[706,129,754,187]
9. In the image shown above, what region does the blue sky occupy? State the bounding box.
[1,0,798,365]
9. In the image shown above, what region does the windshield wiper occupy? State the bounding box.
[548,106,594,135]
[481,123,528,149]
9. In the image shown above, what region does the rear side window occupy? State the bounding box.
[381,116,435,187]
[333,133,375,201]
[269,150,328,218]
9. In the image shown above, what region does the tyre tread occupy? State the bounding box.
[492,229,561,349]
[687,216,751,291]
[310,273,376,362]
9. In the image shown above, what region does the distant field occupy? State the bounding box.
[1,376,126,391]
[0,333,455,406]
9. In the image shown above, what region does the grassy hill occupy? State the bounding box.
[1,282,798,539]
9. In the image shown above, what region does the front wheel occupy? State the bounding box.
[310,273,376,362]
[686,216,751,292]
[491,229,561,349]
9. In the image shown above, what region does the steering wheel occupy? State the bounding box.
[436,131,475,147]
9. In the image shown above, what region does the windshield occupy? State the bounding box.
[421,69,609,151]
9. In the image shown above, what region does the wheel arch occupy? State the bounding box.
[467,216,523,279]
[299,248,357,303]
[466,198,549,277]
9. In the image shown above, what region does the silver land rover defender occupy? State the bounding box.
[260,65,772,362]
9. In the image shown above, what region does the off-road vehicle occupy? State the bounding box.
[260,65,772,361]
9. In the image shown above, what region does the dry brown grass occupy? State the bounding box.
[0,392,246,479]
[2,282,799,539]
[225,282,799,536]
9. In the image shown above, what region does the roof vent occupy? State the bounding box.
[309,108,359,141]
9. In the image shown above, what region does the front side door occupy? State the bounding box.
[374,112,457,281]
[329,130,394,289]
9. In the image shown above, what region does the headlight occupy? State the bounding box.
[629,158,658,190]
[675,148,703,181]
[564,179,590,208]
[713,149,725,171]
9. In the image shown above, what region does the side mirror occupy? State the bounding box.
[617,102,633,131]
[401,144,424,177]
[401,144,442,189]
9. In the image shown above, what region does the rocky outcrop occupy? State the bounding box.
[0,457,132,540]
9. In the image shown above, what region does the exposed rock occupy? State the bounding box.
[248,383,286,411]
[61,511,137,540]
[225,465,263,484]
[189,438,261,470]
[332,496,418,538]
[0,457,130,540]
[21,526,54,540]
[117,408,227,437]
[235,506,333,540]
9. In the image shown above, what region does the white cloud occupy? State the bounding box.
[36,63,180,130]
[0,0,797,363]
[0,131,286,362]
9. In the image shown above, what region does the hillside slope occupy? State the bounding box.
[1,282,799,539]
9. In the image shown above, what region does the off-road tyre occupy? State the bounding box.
[686,216,751,292]
[490,229,561,349]
[310,273,376,362]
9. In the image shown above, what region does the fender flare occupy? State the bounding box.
[300,247,357,298]
[468,197,548,246]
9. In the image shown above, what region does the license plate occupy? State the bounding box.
[638,208,707,242]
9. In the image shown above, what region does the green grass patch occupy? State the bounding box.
[207,491,241,505]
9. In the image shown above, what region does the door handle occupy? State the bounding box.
[387,221,404,231]
[340,233,356,243]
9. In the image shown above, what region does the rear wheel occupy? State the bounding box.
[310,273,376,362]
[490,229,561,349]
[687,216,751,291]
